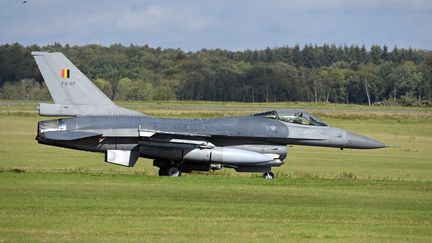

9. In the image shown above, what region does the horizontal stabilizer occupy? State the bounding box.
[43,131,101,141]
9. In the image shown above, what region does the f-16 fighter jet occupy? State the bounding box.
[32,52,385,179]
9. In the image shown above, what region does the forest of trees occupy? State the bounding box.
[0,43,431,106]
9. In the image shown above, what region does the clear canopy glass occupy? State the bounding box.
[253,109,327,126]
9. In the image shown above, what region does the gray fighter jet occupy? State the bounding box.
[32,52,386,179]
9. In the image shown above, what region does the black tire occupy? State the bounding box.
[167,167,182,177]
[263,172,275,179]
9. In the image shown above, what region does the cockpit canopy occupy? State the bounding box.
[253,109,328,126]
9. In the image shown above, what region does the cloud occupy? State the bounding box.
[115,5,210,33]
[267,0,432,11]
[0,0,431,50]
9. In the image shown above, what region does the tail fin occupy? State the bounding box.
[32,51,114,105]
[32,51,143,117]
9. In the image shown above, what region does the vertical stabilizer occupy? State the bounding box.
[32,51,143,117]
[32,51,114,106]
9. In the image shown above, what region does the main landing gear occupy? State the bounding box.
[154,160,182,177]
[158,166,182,177]
[154,159,276,179]
[263,172,275,179]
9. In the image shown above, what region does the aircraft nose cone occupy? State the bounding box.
[346,132,386,149]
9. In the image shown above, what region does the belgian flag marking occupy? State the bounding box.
[61,69,70,79]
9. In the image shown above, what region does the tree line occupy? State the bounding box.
[0,43,431,106]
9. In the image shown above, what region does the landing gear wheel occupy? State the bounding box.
[167,167,182,177]
[263,172,275,179]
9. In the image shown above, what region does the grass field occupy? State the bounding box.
[0,101,431,241]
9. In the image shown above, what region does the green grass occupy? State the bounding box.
[0,100,432,241]
[0,173,431,242]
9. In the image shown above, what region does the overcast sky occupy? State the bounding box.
[0,0,431,51]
